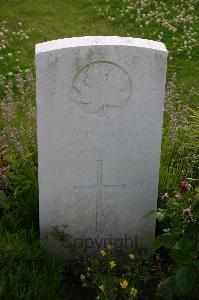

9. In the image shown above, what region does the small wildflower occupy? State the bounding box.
[163,228,170,233]
[130,287,137,297]
[8,53,12,57]
[179,181,191,192]
[0,57,3,61]
[100,249,106,256]
[120,280,128,289]
[161,193,169,200]
[182,205,192,220]
[129,253,135,260]
[80,274,86,281]
[99,284,105,292]
[175,192,183,199]
[87,267,91,271]
[107,244,112,250]
[8,72,13,76]
[109,260,116,268]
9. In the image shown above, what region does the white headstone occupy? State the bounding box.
[36,36,167,254]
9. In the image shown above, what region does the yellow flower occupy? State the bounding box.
[80,274,85,281]
[99,284,105,292]
[107,244,113,250]
[120,280,128,289]
[100,249,106,256]
[130,287,137,297]
[109,260,116,268]
[129,253,135,260]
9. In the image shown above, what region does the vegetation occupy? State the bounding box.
[0,0,198,299]
[151,185,199,299]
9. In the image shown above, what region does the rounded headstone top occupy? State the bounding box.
[36,36,167,55]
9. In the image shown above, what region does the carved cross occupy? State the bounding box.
[74,160,125,231]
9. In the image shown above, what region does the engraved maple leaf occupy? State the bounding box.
[73,62,131,117]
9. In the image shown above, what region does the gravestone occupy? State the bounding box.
[36,36,167,255]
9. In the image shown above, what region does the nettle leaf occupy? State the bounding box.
[160,276,176,300]
[192,259,199,266]
[194,186,199,201]
[171,236,195,252]
[175,266,196,295]
[144,209,165,221]
[195,193,199,201]
[178,237,195,252]
[144,210,157,218]
[173,241,180,250]
[156,211,165,222]
[170,250,194,264]
[151,234,175,252]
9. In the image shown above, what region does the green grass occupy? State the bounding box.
[0,0,122,67]
[0,0,198,102]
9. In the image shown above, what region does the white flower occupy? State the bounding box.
[8,53,12,57]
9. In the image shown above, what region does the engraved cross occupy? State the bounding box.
[74,160,125,232]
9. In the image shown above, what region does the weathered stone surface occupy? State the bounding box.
[36,36,167,255]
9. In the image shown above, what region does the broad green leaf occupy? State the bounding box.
[151,234,175,252]
[173,242,179,250]
[195,193,199,201]
[144,209,165,221]
[195,186,199,193]
[170,250,194,264]
[178,237,195,252]
[156,211,165,222]
[144,210,157,218]
[161,276,175,300]
[162,276,176,291]
[192,259,199,266]
[175,266,196,295]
